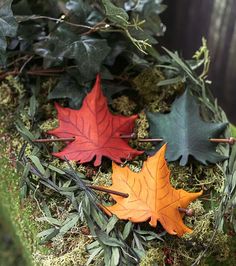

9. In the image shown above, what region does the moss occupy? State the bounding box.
[140,246,165,265]
[41,78,57,94]
[39,119,58,132]
[169,163,224,192]
[0,67,233,266]
[133,67,184,112]
[92,170,112,187]
[134,111,153,150]
[112,95,137,116]
[0,76,25,107]
[183,211,230,263]
[133,67,166,96]
[34,236,88,266]
[0,144,48,266]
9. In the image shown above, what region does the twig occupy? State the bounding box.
[32,135,163,143]
[87,185,129,198]
[19,55,34,74]
[0,67,66,80]
[178,207,194,217]
[209,137,236,144]
[138,138,163,142]
[33,136,236,145]
[16,15,94,30]
[33,137,75,143]
[16,15,107,35]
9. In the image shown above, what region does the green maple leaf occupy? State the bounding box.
[0,0,18,66]
[147,90,228,166]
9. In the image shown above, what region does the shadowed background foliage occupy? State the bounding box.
[162,0,236,123]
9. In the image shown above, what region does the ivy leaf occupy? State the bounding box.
[65,37,111,79]
[48,74,88,109]
[103,144,202,237]
[48,74,142,166]
[0,0,18,65]
[34,36,66,68]
[66,0,91,23]
[102,0,129,26]
[147,90,228,166]
[34,29,111,79]
[48,74,131,108]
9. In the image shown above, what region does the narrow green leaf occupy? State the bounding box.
[28,155,46,175]
[37,217,62,226]
[106,215,118,234]
[15,120,35,141]
[28,95,38,119]
[86,247,102,265]
[87,240,100,251]
[122,221,132,240]
[37,228,56,238]
[59,215,79,235]
[157,75,183,86]
[96,229,125,248]
[111,247,120,266]
[38,228,60,244]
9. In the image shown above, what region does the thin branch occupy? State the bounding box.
[209,137,236,144]
[16,15,94,30]
[33,137,75,143]
[87,184,129,198]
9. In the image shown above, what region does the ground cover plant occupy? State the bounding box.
[1,0,236,265]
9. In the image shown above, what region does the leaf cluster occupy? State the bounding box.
[2,2,236,264]
[0,0,166,109]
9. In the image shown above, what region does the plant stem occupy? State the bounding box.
[138,138,163,142]
[209,137,236,144]
[87,185,129,198]
[33,137,75,143]
[33,136,236,144]
[178,207,194,216]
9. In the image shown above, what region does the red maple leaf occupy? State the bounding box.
[48,75,143,166]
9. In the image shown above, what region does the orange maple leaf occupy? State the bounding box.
[104,144,203,236]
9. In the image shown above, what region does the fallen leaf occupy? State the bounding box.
[147,89,228,166]
[104,144,202,236]
[48,74,142,166]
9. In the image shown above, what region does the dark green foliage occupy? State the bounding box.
[34,28,111,79]
[0,0,165,104]
[0,0,18,65]
[102,0,129,26]
[147,89,228,165]
[3,1,236,266]
[48,74,87,109]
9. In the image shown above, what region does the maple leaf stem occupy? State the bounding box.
[34,136,236,145]
[87,185,129,198]
[138,138,163,142]
[209,137,236,144]
[33,137,75,143]
[120,133,137,139]
[178,207,194,217]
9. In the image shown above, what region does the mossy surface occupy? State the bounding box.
[0,144,48,266]
[0,68,234,266]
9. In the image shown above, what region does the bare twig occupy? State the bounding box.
[87,184,129,198]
